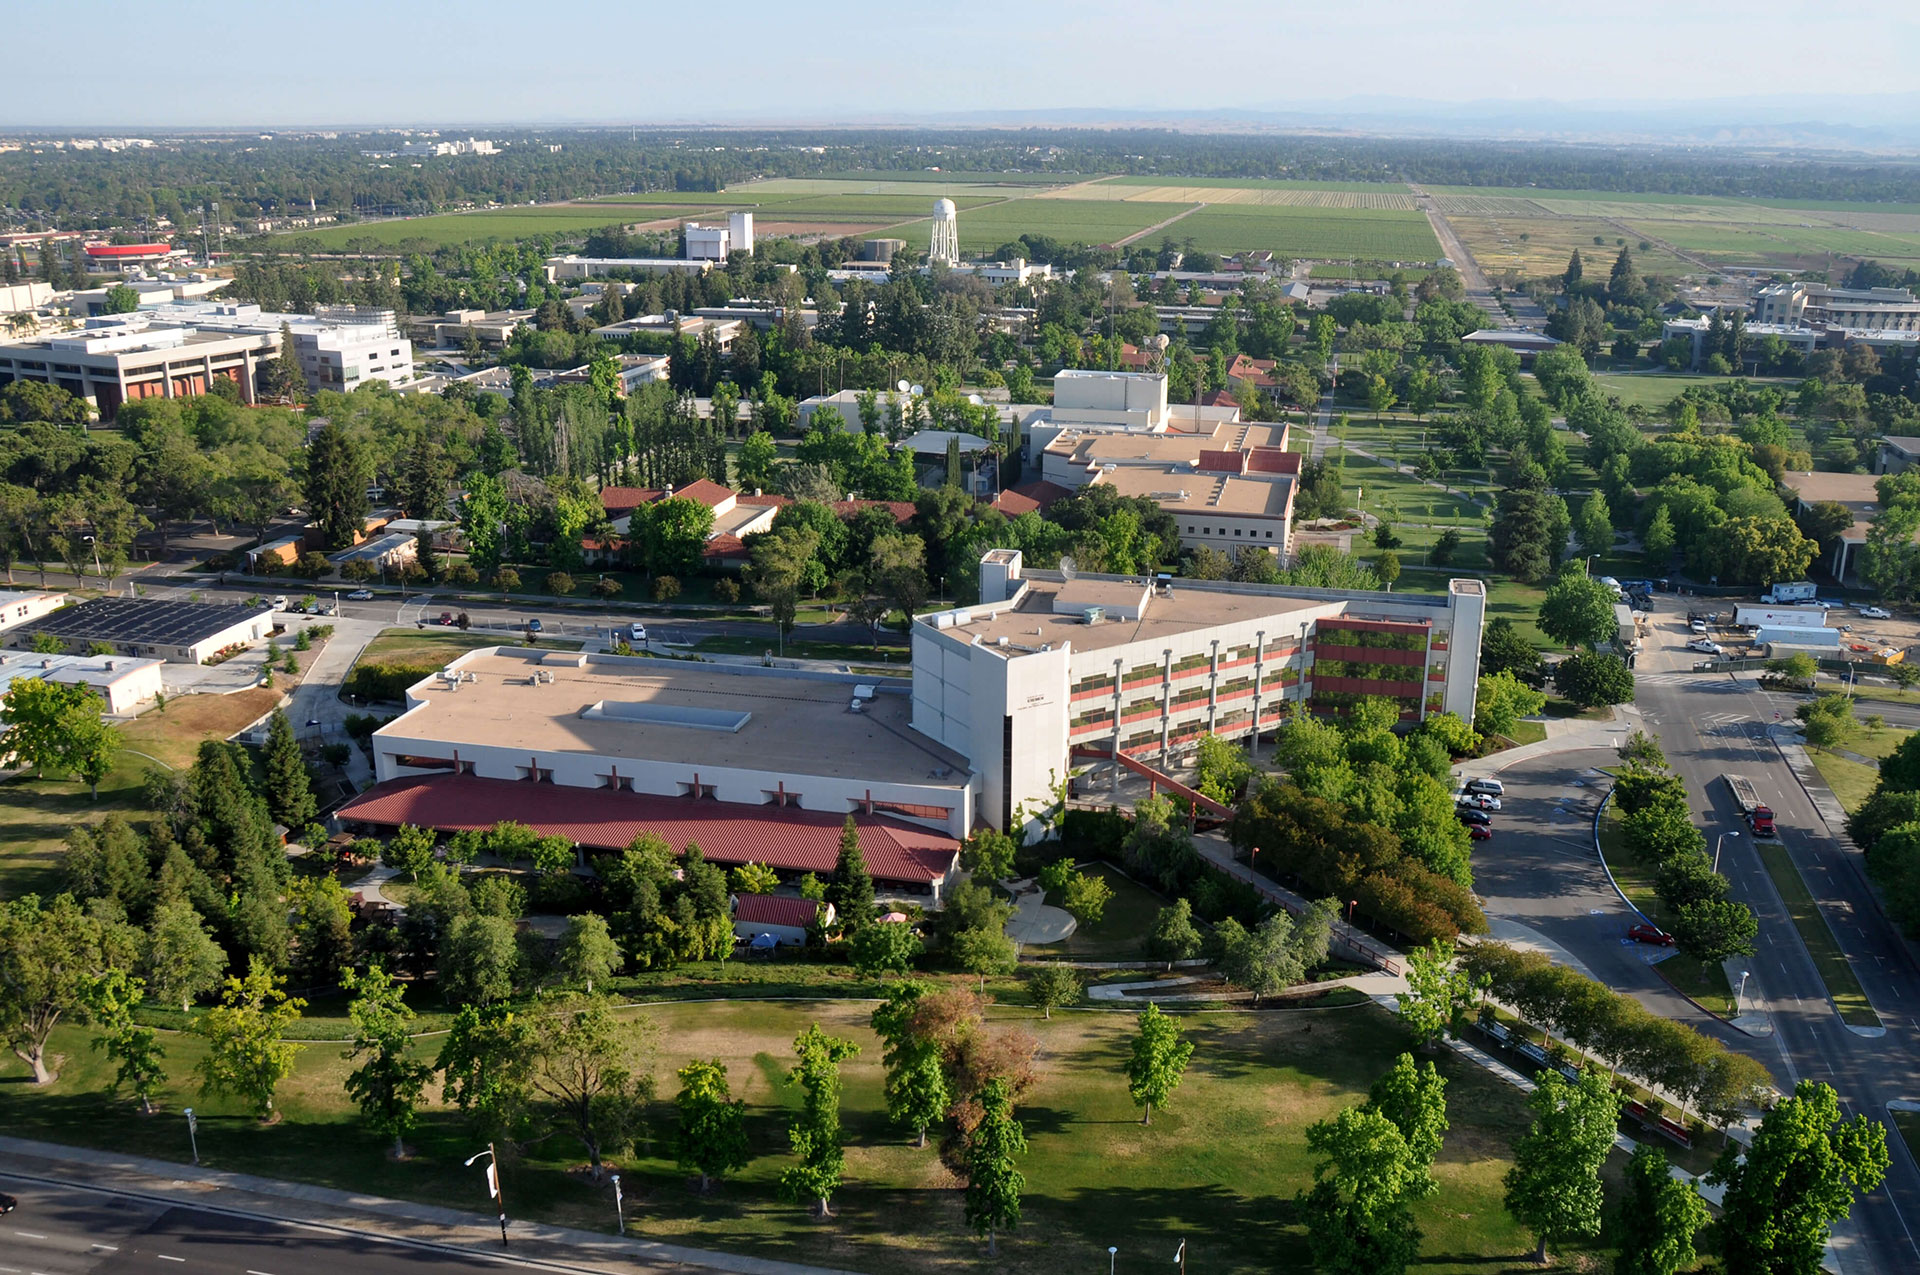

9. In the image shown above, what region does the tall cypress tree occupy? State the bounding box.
[261,710,316,831]
[828,815,876,932]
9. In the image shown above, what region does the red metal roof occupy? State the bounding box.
[337,774,957,884]
[734,894,823,928]
[85,242,172,257]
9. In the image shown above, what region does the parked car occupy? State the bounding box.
[270,595,289,610]
[1463,778,1505,797]
[1457,793,1502,811]
[0,1190,15,1212]
[1860,606,1892,620]
[1628,924,1676,947]
[526,618,543,633]
[1688,619,1708,633]
[347,589,373,601]
[628,622,648,643]
[1468,825,1494,841]
[1455,808,1492,826]
[438,611,455,625]
[1687,639,1724,655]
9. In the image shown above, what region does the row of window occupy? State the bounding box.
[1183,524,1279,540]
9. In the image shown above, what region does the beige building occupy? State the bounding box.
[1754,283,1920,332]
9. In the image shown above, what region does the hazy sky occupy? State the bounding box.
[9,0,1917,127]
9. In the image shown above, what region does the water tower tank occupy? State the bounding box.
[929,198,960,266]
[933,197,957,217]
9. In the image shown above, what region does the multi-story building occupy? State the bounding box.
[145,301,415,393]
[684,212,755,261]
[1753,282,1920,332]
[0,320,279,418]
[544,254,715,282]
[912,550,1485,832]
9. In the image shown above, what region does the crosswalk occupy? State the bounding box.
[1636,670,1722,687]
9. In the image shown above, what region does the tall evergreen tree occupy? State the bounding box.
[263,321,306,404]
[301,423,372,550]
[1563,249,1584,293]
[261,710,317,830]
[828,816,877,932]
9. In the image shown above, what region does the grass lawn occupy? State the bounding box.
[1486,720,1548,750]
[1035,863,1165,961]
[1586,372,1782,414]
[1808,749,1880,814]
[0,756,160,902]
[693,635,911,666]
[1894,1111,1920,1167]
[1482,579,1551,647]
[352,628,583,669]
[0,997,1620,1274]
[1841,726,1912,762]
[117,686,284,771]
[1752,839,1881,1029]
[1597,807,1737,1017]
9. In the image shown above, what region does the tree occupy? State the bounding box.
[259,712,318,830]
[869,982,952,1149]
[102,283,141,314]
[851,920,922,977]
[438,914,520,1005]
[0,892,103,1084]
[1563,249,1584,293]
[527,994,654,1179]
[435,1003,535,1145]
[960,826,1017,883]
[638,496,716,578]
[382,822,437,880]
[964,1077,1028,1257]
[1216,912,1311,1005]
[556,912,623,992]
[1373,549,1401,590]
[341,964,433,1158]
[1124,1003,1195,1126]
[263,322,306,403]
[951,925,1017,986]
[675,1059,750,1193]
[729,861,779,895]
[1397,939,1478,1050]
[1538,569,1619,650]
[83,969,167,1114]
[828,816,877,932]
[193,957,306,1119]
[143,900,227,1012]
[1490,487,1568,584]
[1553,651,1634,709]
[1060,871,1113,926]
[1475,670,1547,738]
[1711,1079,1888,1275]
[288,875,354,989]
[1366,1053,1447,1187]
[1643,504,1676,570]
[1614,1145,1709,1275]
[1301,1105,1423,1275]
[302,423,371,550]
[1026,964,1082,1019]
[1504,1067,1622,1264]
[779,1023,860,1216]
[1480,617,1545,686]
[1673,899,1758,973]
[2,677,116,794]
[735,431,779,493]
[1148,899,1203,970]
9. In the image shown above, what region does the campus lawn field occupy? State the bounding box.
[117,685,284,771]
[0,996,1622,1274]
[353,628,515,668]
[0,756,159,902]
[1584,372,1789,414]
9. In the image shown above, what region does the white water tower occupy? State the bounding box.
[929,197,959,266]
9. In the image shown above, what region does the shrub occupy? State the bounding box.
[653,574,681,602]
[712,577,741,603]
[545,571,576,596]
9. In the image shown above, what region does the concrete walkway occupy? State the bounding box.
[1192,833,1409,978]
[0,1134,854,1275]
[1454,713,1630,782]
[1002,877,1076,945]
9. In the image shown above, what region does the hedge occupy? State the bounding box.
[345,661,438,703]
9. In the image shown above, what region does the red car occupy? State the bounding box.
[1628,923,1675,947]
[1468,825,1493,840]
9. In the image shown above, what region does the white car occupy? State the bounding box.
[1687,639,1724,655]
[1457,793,1502,811]
[1688,619,1708,634]
[1859,606,1891,620]
[346,589,374,601]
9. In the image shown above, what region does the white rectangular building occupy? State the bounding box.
[913,551,1486,833]
[0,589,70,633]
[0,651,165,714]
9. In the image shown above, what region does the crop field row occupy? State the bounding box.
[1172,206,1441,260]
[1450,214,1697,276]
[945,199,1199,250]
[1055,184,1417,210]
[280,207,693,250]
[1106,176,1409,194]
[1627,219,1920,264]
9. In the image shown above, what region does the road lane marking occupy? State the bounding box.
[248,1269,277,1274]
[11,1232,46,1239]
[90,1244,118,1251]
[158,1256,186,1263]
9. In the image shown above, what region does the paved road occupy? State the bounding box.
[1479,598,1920,1271]
[1405,182,1549,330]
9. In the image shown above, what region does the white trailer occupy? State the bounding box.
[1761,581,1818,604]
[1734,605,1828,630]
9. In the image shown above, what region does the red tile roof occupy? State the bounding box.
[737,493,916,524]
[734,894,823,928]
[670,478,736,508]
[1199,389,1239,409]
[599,486,665,516]
[999,479,1073,513]
[338,775,957,884]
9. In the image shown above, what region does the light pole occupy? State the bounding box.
[1737,969,1752,1012]
[1713,829,1741,873]
[611,1172,624,1236]
[1109,1246,1118,1274]
[184,1106,199,1165]
[1174,1239,1187,1275]
[465,1143,510,1248]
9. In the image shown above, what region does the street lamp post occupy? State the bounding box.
[1737,969,1752,1012]
[1108,1246,1118,1275]
[1347,899,1359,925]
[1174,1239,1187,1274]
[464,1143,510,1247]
[1713,829,1741,873]
[612,1172,624,1236]
[184,1106,199,1165]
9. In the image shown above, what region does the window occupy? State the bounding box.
[678,781,716,799]
[392,754,457,771]
[516,765,553,782]
[1233,528,1242,537]
[764,790,803,807]
[598,774,634,791]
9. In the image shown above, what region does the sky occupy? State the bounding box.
[8,0,1918,128]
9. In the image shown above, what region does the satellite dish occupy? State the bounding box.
[910,383,924,396]
[896,379,911,394]
[1059,555,1079,581]
[967,393,983,406]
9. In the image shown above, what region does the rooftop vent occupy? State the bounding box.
[1083,607,1104,625]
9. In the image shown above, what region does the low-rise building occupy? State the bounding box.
[732,894,830,947]
[407,308,536,348]
[1755,282,1920,332]
[1781,470,1889,580]
[329,532,418,571]
[544,255,716,283]
[3,597,273,664]
[0,650,165,714]
[0,589,70,633]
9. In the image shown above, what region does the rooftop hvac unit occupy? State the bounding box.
[1083,607,1104,625]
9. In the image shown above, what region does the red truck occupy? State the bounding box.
[1726,775,1777,837]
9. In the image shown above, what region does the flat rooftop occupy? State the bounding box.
[932,580,1329,657]
[1095,466,1293,518]
[1046,420,1288,467]
[6,597,270,645]
[380,649,969,787]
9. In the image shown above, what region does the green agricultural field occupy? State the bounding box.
[1106,176,1411,194]
[0,997,1624,1274]
[587,192,1009,219]
[1633,219,1920,264]
[281,207,668,251]
[1451,215,1692,277]
[1171,206,1441,260]
[948,198,1198,250]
